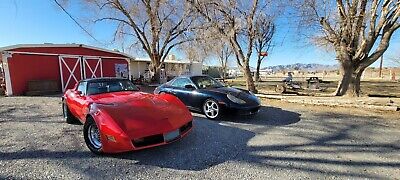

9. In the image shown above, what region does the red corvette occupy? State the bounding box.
[62,78,193,154]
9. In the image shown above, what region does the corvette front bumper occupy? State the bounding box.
[100,120,193,153]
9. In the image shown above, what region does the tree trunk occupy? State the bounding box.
[222,67,226,82]
[350,70,363,96]
[151,66,161,83]
[243,66,257,93]
[149,53,161,83]
[335,63,364,97]
[255,55,262,83]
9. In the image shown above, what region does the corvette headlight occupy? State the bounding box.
[227,94,246,104]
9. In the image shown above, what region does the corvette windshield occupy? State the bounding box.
[191,76,224,89]
[87,80,139,95]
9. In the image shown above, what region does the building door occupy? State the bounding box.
[59,56,82,92]
[83,57,103,79]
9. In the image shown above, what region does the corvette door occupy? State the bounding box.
[73,81,89,121]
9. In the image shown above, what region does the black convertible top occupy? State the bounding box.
[80,77,129,83]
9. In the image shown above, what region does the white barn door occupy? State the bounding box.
[83,57,103,79]
[59,56,82,92]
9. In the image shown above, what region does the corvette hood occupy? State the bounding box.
[90,91,169,107]
[90,91,192,138]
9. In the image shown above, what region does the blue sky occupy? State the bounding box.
[0,0,399,68]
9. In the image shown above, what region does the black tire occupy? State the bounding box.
[62,101,80,124]
[202,98,222,120]
[83,117,103,154]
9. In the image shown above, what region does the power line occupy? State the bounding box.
[53,0,100,43]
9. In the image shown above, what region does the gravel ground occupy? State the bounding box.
[0,96,399,179]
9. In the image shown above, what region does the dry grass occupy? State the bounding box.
[224,78,400,97]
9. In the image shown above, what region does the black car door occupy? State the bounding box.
[169,78,197,107]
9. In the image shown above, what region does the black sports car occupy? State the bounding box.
[154,75,261,119]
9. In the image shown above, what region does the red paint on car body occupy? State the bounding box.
[64,87,193,153]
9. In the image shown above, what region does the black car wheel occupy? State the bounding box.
[203,99,221,120]
[63,101,80,124]
[83,117,103,154]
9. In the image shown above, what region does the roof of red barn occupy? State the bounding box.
[0,43,134,59]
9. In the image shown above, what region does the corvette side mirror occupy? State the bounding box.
[184,84,195,90]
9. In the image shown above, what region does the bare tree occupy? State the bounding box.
[297,0,400,96]
[214,41,233,81]
[389,53,400,66]
[181,30,214,63]
[189,0,276,93]
[254,16,275,82]
[182,41,208,63]
[82,0,198,82]
[182,29,232,80]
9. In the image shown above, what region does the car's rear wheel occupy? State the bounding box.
[84,117,103,154]
[62,101,80,124]
[203,99,221,120]
[275,85,286,94]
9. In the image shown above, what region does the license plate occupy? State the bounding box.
[164,129,180,142]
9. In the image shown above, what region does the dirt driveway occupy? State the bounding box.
[0,96,399,179]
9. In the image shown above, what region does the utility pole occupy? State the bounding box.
[379,54,383,78]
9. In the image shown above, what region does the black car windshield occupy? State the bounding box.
[87,79,139,95]
[191,76,224,89]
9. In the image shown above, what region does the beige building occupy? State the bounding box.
[129,55,202,81]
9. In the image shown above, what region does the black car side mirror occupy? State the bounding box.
[184,84,195,90]
[76,91,83,96]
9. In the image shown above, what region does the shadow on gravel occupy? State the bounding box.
[1,98,399,179]
[111,118,255,170]
[0,150,94,161]
[108,106,301,171]
[219,106,301,126]
[0,104,62,124]
[107,110,399,179]
[242,111,400,179]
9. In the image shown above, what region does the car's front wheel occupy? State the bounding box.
[83,117,103,154]
[203,99,221,120]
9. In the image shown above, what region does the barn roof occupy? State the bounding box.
[0,43,134,59]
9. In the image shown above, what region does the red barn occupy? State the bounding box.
[0,44,132,96]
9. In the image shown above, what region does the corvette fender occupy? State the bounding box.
[89,104,134,153]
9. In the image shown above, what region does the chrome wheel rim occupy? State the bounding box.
[88,123,102,149]
[204,100,219,118]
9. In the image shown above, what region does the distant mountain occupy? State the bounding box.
[261,63,338,72]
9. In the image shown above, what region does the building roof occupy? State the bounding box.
[0,43,134,59]
[133,57,194,64]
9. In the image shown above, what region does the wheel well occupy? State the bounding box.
[81,113,95,126]
[203,97,219,104]
[85,114,94,123]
